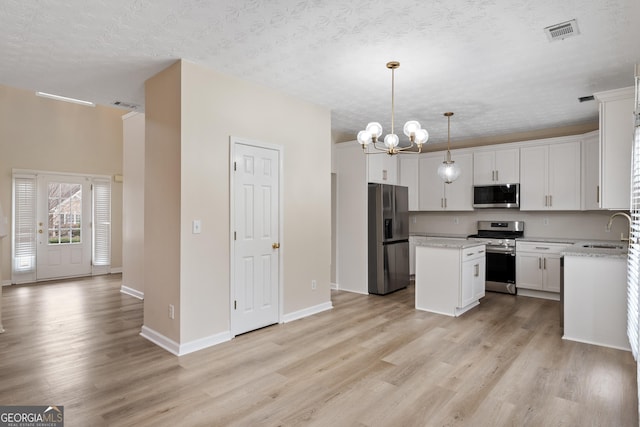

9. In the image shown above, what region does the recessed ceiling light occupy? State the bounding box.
[36,91,95,107]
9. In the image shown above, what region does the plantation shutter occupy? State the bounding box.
[92,178,111,267]
[629,66,640,360]
[12,174,37,274]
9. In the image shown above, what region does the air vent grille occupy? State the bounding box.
[544,19,579,42]
[112,100,139,110]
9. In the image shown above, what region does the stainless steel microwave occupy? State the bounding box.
[473,184,520,208]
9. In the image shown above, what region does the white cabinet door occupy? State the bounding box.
[473,257,486,300]
[516,252,543,290]
[418,154,445,210]
[542,254,562,293]
[460,259,475,308]
[520,141,580,210]
[494,148,520,184]
[443,152,473,211]
[419,151,473,211]
[520,145,547,210]
[399,156,419,211]
[367,153,398,184]
[581,132,600,210]
[594,87,634,210]
[473,148,519,185]
[473,151,496,185]
[548,141,581,210]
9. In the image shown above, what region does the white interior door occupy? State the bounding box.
[231,141,280,336]
[36,174,92,280]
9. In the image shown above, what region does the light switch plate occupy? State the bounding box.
[192,219,202,234]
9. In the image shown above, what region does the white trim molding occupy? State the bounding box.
[110,267,123,274]
[282,301,333,323]
[1,280,11,286]
[140,325,232,356]
[120,285,144,300]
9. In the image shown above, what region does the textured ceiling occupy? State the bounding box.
[1,0,638,145]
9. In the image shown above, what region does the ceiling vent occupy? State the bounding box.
[544,19,579,42]
[578,95,595,103]
[112,100,139,110]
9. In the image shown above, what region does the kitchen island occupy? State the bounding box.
[563,243,630,350]
[415,239,486,317]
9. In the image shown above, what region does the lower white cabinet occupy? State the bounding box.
[415,242,486,317]
[516,241,571,294]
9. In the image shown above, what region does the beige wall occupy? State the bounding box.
[144,62,182,342]
[122,112,145,296]
[0,84,124,284]
[143,60,332,346]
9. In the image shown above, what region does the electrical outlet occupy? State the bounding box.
[168,304,175,319]
[543,217,549,226]
[192,219,201,234]
[311,280,317,290]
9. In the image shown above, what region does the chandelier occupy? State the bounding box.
[437,112,461,183]
[357,61,429,155]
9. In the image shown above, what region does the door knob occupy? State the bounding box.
[272,242,280,249]
[38,229,43,234]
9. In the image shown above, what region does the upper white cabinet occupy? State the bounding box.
[419,151,473,211]
[473,147,520,185]
[581,131,600,210]
[594,87,635,210]
[520,140,581,210]
[398,156,419,211]
[367,153,398,184]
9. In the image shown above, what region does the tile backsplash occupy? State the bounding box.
[410,210,630,241]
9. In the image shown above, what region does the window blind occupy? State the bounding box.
[629,71,640,361]
[13,175,36,273]
[92,179,111,267]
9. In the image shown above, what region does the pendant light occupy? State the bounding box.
[437,112,461,183]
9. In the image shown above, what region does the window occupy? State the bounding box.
[12,175,36,273]
[47,182,82,244]
[629,72,640,361]
[92,178,111,267]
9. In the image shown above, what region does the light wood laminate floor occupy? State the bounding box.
[0,275,637,426]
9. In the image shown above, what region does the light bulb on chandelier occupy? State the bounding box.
[357,62,429,155]
[437,112,461,184]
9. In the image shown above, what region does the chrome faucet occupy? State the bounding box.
[606,212,632,242]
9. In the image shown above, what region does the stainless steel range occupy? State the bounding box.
[468,221,524,294]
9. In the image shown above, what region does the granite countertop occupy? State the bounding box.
[517,237,579,244]
[563,241,628,259]
[410,232,470,239]
[415,238,486,249]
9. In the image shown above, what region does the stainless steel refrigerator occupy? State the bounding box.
[368,183,410,295]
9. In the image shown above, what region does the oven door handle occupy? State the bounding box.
[485,247,516,254]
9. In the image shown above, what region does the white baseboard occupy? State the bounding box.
[517,288,560,301]
[282,301,333,323]
[562,335,631,352]
[110,267,123,274]
[120,285,144,300]
[330,282,338,290]
[140,325,232,356]
[1,280,11,286]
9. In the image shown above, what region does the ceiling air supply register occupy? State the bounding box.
[473,184,520,209]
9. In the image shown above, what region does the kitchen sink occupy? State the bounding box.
[580,243,626,249]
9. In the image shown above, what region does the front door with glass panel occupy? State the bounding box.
[36,175,92,280]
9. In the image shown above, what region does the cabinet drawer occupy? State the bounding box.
[516,241,570,253]
[462,246,486,260]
